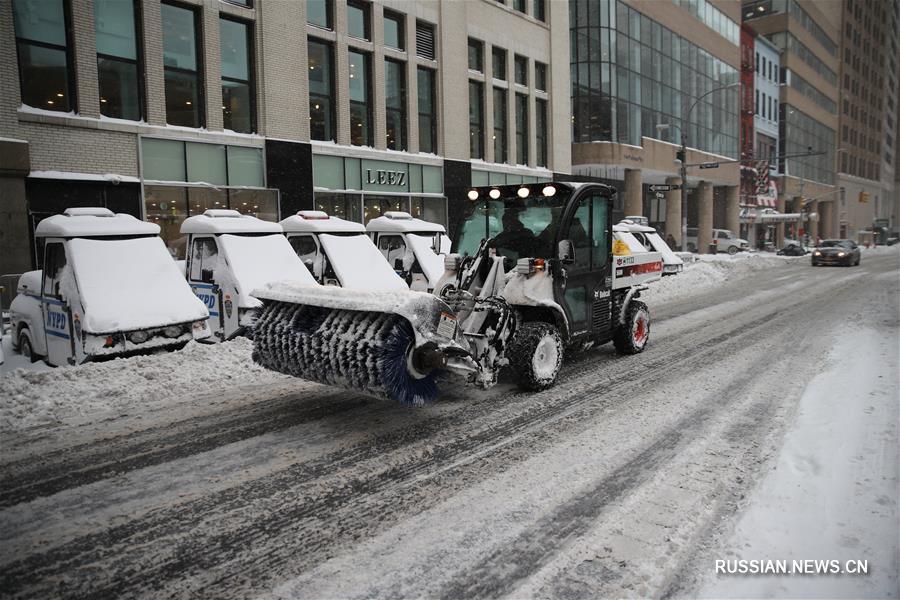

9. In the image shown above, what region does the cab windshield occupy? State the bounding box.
[455,192,571,261]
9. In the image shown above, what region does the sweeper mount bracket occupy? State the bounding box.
[252,182,656,404]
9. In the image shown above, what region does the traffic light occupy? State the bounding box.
[858,191,870,203]
[676,150,685,163]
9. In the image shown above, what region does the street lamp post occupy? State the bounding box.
[679,83,739,252]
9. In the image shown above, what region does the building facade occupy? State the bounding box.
[743,0,840,245]
[0,0,570,273]
[570,0,742,252]
[833,0,899,242]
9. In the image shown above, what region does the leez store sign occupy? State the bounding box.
[366,169,407,186]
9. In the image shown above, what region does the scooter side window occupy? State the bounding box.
[290,235,319,272]
[42,243,67,298]
[189,238,218,283]
[378,235,407,270]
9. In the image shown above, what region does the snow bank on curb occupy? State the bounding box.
[643,254,801,304]
[0,338,289,433]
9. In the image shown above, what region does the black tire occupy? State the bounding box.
[613,300,651,355]
[687,243,696,252]
[728,245,738,255]
[507,322,563,391]
[18,330,38,364]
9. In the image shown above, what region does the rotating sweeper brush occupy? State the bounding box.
[251,182,662,405]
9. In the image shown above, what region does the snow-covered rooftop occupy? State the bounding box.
[280,211,366,234]
[366,212,445,234]
[35,208,160,238]
[180,209,282,234]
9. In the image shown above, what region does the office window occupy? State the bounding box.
[94,0,142,120]
[773,99,778,122]
[385,58,406,150]
[493,87,508,163]
[220,18,254,133]
[417,67,436,153]
[349,50,372,146]
[514,55,528,86]
[468,38,483,72]
[492,47,506,80]
[533,0,545,21]
[307,0,332,29]
[469,80,484,159]
[535,97,547,166]
[534,61,547,91]
[162,3,202,128]
[514,0,526,12]
[347,0,370,40]
[415,20,435,60]
[755,89,759,115]
[515,93,528,164]
[755,51,759,72]
[12,0,75,112]
[384,10,404,50]
[309,39,334,140]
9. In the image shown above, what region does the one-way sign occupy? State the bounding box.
[648,184,680,192]
[699,162,719,169]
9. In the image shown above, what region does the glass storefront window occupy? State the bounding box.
[315,192,362,222]
[186,143,227,185]
[145,186,188,258]
[410,197,447,226]
[230,188,279,221]
[142,138,185,181]
[364,195,407,222]
[226,146,264,187]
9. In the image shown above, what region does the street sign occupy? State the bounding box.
[649,184,680,192]
[655,192,665,200]
[699,162,719,169]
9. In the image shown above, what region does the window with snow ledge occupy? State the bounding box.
[12,0,77,113]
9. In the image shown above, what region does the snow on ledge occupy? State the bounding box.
[28,170,140,184]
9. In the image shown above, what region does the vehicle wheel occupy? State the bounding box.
[727,245,738,255]
[687,243,696,252]
[508,322,563,391]
[613,300,650,355]
[18,330,38,364]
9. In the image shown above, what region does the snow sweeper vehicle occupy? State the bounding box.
[251,183,662,405]
[281,211,408,291]
[180,209,315,341]
[366,212,450,292]
[9,208,211,366]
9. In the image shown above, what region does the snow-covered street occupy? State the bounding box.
[1,249,898,599]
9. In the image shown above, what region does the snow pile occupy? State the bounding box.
[0,338,289,433]
[318,234,408,291]
[643,254,800,305]
[68,237,208,332]
[217,234,316,308]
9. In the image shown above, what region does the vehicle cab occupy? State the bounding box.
[366,211,449,292]
[616,220,684,275]
[180,209,315,341]
[281,211,407,291]
[9,208,210,366]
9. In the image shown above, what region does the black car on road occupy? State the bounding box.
[811,239,861,266]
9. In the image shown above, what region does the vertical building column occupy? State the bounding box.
[334,2,351,146]
[258,2,306,140]
[775,193,787,248]
[819,201,833,239]
[72,0,100,118]
[141,0,166,126]
[725,185,740,236]
[203,1,224,132]
[372,5,386,150]
[697,181,713,253]
[808,199,819,241]
[623,169,642,217]
[664,176,682,247]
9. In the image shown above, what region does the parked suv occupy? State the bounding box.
[684,228,749,254]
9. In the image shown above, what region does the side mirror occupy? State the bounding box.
[201,268,215,283]
[558,240,575,265]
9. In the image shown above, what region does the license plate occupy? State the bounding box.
[437,312,457,338]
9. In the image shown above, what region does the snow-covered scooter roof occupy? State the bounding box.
[280,211,366,234]
[180,209,282,234]
[366,211,446,234]
[36,207,160,238]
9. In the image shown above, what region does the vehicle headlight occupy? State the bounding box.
[163,325,183,338]
[128,330,149,344]
[814,251,821,256]
[837,252,846,257]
